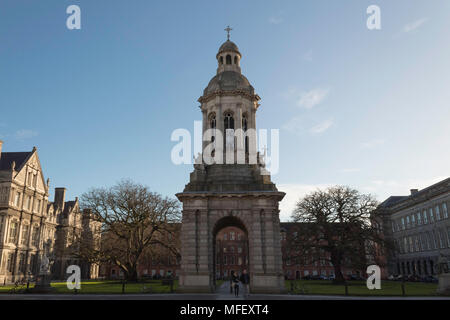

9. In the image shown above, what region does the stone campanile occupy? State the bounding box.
[176,34,286,293]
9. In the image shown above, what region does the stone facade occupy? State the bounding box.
[176,39,286,293]
[0,141,100,284]
[374,177,450,277]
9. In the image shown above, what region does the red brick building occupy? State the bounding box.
[100,223,367,280]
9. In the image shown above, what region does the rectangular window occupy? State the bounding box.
[432,232,437,249]
[438,230,444,248]
[435,205,441,221]
[18,253,26,273]
[443,203,448,219]
[33,174,37,188]
[409,237,413,252]
[26,196,32,210]
[417,212,422,225]
[414,236,419,252]
[426,232,431,250]
[429,208,434,223]
[7,253,14,272]
[34,199,41,213]
[21,225,29,245]
[31,226,39,247]
[8,221,18,243]
[447,227,450,248]
[230,232,235,240]
[0,216,4,240]
[14,192,21,207]
[419,234,425,251]
[401,217,406,230]
[406,216,410,229]
[391,221,395,233]
[403,237,408,253]
[411,214,415,226]
[423,210,428,224]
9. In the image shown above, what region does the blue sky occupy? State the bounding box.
[1,1,449,221]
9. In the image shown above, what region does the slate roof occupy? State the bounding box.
[0,152,32,171]
[203,71,255,96]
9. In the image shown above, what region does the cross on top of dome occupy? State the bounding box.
[224,25,232,40]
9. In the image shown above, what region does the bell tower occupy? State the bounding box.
[176,31,286,294]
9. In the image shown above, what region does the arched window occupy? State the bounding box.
[226,55,232,65]
[242,115,248,131]
[210,114,216,129]
[234,56,237,64]
[224,113,234,129]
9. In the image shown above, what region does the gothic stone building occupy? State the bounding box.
[374,177,450,277]
[0,141,100,284]
[176,38,286,293]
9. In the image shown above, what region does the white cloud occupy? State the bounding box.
[360,176,448,201]
[341,168,361,173]
[282,116,303,134]
[297,88,330,109]
[310,119,334,134]
[360,139,384,149]
[15,129,38,140]
[278,183,333,221]
[269,16,283,25]
[403,18,428,33]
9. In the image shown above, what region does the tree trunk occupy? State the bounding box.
[125,267,138,282]
[331,251,345,284]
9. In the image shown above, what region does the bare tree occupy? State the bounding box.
[79,179,180,281]
[289,186,388,284]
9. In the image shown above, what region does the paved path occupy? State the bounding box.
[215,281,244,300]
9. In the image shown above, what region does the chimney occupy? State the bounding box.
[410,189,419,195]
[54,187,66,210]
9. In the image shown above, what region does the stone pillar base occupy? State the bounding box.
[177,274,214,293]
[30,274,56,294]
[437,273,450,295]
[250,274,287,294]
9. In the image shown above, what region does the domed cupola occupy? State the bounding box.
[199,28,259,103]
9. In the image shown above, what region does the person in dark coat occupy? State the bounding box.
[231,270,240,297]
[239,269,250,297]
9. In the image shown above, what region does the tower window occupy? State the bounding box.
[210,115,216,129]
[220,56,223,65]
[234,56,237,64]
[224,113,234,129]
[242,115,248,131]
[226,55,231,65]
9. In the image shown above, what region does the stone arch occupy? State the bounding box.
[211,213,250,286]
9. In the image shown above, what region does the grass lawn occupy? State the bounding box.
[285,280,438,296]
[0,279,179,294]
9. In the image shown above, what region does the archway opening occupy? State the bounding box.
[212,216,249,290]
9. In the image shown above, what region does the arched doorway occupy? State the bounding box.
[212,215,249,291]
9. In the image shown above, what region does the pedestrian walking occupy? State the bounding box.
[239,269,250,297]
